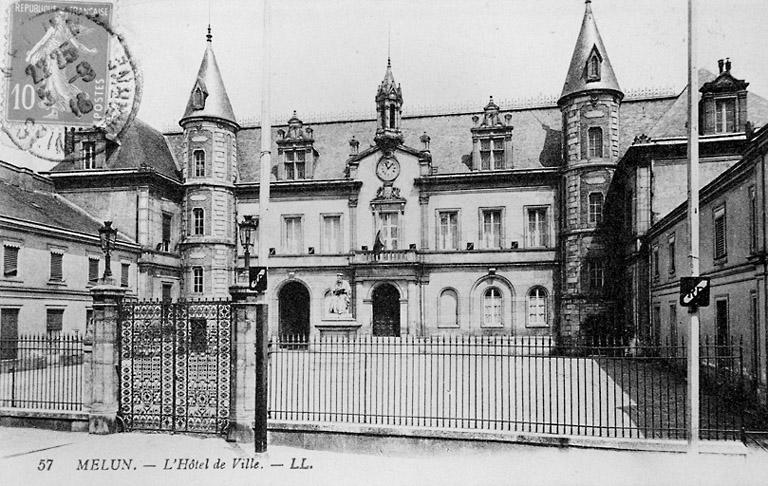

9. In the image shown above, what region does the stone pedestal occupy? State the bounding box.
[87,283,127,434]
[316,318,360,339]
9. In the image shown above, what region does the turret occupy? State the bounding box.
[178,27,239,298]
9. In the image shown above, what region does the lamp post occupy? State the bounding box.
[238,215,259,283]
[98,221,118,281]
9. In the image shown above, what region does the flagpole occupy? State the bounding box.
[686,0,700,456]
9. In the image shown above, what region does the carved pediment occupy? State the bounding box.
[700,72,749,95]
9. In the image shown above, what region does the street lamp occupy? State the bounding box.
[238,215,259,282]
[98,221,118,280]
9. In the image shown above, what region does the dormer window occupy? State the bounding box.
[480,138,505,170]
[192,86,205,110]
[277,112,316,180]
[83,141,96,169]
[586,48,602,82]
[715,98,736,133]
[284,149,306,180]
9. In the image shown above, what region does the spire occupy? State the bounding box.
[559,0,622,105]
[377,58,400,102]
[180,29,238,128]
[374,58,403,150]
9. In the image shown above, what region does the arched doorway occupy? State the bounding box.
[372,283,400,337]
[278,281,310,340]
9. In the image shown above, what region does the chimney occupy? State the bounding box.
[718,59,724,73]
[725,58,732,72]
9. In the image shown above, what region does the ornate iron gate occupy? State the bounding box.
[118,300,232,434]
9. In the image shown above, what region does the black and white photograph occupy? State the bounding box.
[1,0,768,484]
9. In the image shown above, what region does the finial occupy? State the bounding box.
[585,0,591,4]
[206,24,212,43]
[387,57,391,68]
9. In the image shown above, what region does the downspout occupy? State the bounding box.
[761,149,767,401]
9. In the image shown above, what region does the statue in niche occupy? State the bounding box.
[326,273,352,317]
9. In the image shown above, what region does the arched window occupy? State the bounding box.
[527,287,548,327]
[438,289,459,328]
[588,56,600,80]
[588,192,604,224]
[588,127,603,158]
[192,208,204,235]
[389,105,396,129]
[483,287,503,327]
[194,150,205,177]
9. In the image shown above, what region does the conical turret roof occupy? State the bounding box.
[180,29,238,128]
[559,1,622,104]
[376,58,402,102]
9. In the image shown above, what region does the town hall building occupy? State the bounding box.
[2,0,767,399]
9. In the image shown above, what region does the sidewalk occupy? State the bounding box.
[1,427,767,486]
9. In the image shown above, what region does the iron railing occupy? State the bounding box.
[268,334,747,440]
[0,333,84,411]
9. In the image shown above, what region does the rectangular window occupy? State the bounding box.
[283,216,303,253]
[0,309,19,360]
[588,193,603,224]
[588,127,603,158]
[322,215,342,254]
[714,205,727,260]
[667,234,676,275]
[588,260,604,291]
[438,211,459,250]
[83,142,96,169]
[715,98,736,133]
[192,267,203,293]
[120,263,130,287]
[527,207,549,247]
[193,208,204,235]
[50,252,63,281]
[194,150,205,177]
[162,213,172,251]
[46,309,63,334]
[480,139,491,170]
[88,257,99,283]
[162,283,173,302]
[284,150,306,180]
[715,298,729,351]
[492,138,504,169]
[652,245,660,280]
[749,186,758,253]
[379,212,399,250]
[480,209,502,249]
[3,245,19,278]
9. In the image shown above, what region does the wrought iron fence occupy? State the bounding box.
[268,334,747,440]
[0,333,84,410]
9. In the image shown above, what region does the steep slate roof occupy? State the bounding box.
[179,32,238,128]
[164,96,676,182]
[0,177,131,243]
[559,0,622,103]
[50,119,180,181]
[648,69,768,140]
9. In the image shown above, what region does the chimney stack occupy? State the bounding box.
[718,59,725,73]
[725,58,732,72]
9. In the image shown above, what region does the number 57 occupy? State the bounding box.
[37,459,53,471]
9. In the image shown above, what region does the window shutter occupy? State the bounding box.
[714,212,726,258]
[121,263,129,287]
[702,100,715,134]
[46,309,63,333]
[88,258,99,282]
[50,253,63,281]
[4,246,18,277]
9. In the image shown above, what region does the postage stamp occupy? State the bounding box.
[1,0,141,162]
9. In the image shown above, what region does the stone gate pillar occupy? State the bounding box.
[228,284,267,447]
[87,283,127,434]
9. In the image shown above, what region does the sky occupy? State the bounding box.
[109,0,768,132]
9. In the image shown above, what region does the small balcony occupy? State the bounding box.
[351,249,420,265]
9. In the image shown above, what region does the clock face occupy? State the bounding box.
[376,156,400,182]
